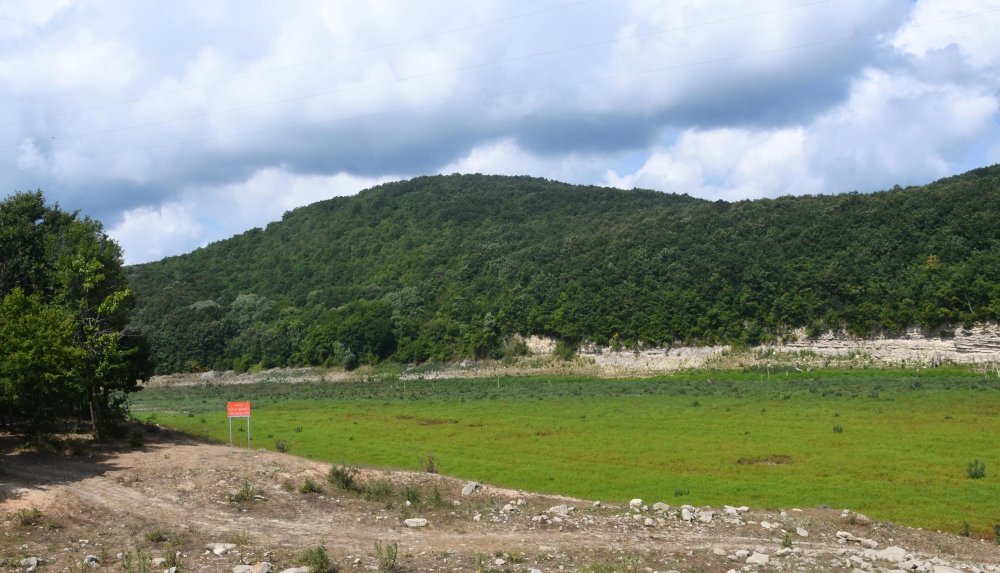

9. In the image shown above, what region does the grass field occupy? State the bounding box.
[133,367,1000,534]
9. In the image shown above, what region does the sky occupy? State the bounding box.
[1,0,999,264]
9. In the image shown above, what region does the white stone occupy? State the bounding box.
[713,548,727,556]
[461,482,480,496]
[933,567,963,573]
[404,518,428,528]
[549,504,571,515]
[875,547,908,562]
[746,552,770,565]
[796,527,809,537]
[681,508,693,521]
[629,498,643,509]
[643,517,655,527]
[208,543,237,556]
[699,511,714,523]
[233,566,253,573]
[278,568,310,573]
[652,502,670,512]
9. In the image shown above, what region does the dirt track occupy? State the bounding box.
[1,430,999,572]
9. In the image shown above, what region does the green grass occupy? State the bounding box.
[134,367,1000,534]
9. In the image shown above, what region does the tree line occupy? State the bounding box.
[126,166,1000,374]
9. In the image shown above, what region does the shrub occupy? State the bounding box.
[960,521,971,537]
[422,452,438,474]
[328,465,360,492]
[673,488,689,497]
[782,533,792,548]
[967,459,987,479]
[403,485,421,505]
[274,440,288,453]
[374,540,398,572]
[299,545,331,573]
[833,424,844,433]
[145,528,167,543]
[553,339,577,361]
[300,478,323,494]
[428,485,447,508]
[17,507,41,526]
[226,479,257,502]
[364,479,395,504]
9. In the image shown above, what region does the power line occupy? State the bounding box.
[3,0,831,148]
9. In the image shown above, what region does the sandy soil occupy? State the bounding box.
[1,430,998,572]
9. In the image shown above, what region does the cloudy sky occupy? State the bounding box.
[2,0,999,264]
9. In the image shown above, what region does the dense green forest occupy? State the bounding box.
[127,167,1000,374]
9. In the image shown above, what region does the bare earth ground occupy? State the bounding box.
[1,429,999,573]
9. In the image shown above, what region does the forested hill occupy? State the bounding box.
[127,168,1000,373]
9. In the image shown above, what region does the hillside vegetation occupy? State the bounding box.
[127,167,1000,373]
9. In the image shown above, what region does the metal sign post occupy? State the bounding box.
[226,401,251,449]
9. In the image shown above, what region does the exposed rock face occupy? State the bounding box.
[529,323,1000,374]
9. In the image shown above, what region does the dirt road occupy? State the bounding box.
[1,430,998,572]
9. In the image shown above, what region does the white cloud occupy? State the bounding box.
[110,168,392,264]
[893,0,1000,70]
[606,128,823,199]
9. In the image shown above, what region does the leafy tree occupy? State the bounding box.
[0,191,150,436]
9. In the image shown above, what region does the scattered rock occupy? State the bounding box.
[83,555,99,568]
[208,543,238,556]
[629,498,643,509]
[796,527,809,537]
[643,517,655,527]
[933,567,963,573]
[549,504,571,515]
[713,548,727,556]
[875,547,908,562]
[405,518,428,528]
[278,568,309,573]
[592,500,601,508]
[461,482,481,496]
[652,502,670,512]
[699,510,715,523]
[252,563,274,573]
[681,508,693,522]
[20,557,40,573]
[233,566,253,573]
[746,552,770,565]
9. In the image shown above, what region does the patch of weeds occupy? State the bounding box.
[581,553,642,573]
[16,506,41,526]
[327,465,361,493]
[229,527,254,547]
[120,547,153,573]
[967,459,987,479]
[673,489,689,497]
[226,479,257,502]
[994,523,1000,545]
[428,485,448,508]
[833,424,844,433]
[300,478,323,494]
[145,527,167,543]
[299,545,331,573]
[282,478,295,492]
[960,521,971,537]
[364,478,395,506]
[422,452,438,474]
[403,485,421,505]
[374,540,398,572]
[274,440,289,453]
[782,533,793,548]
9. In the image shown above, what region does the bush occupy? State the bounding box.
[422,452,438,474]
[833,424,843,433]
[402,485,421,505]
[782,533,792,548]
[17,507,41,526]
[960,521,971,537]
[299,545,331,573]
[274,440,288,453]
[328,465,360,492]
[967,459,987,479]
[145,528,167,543]
[428,485,447,508]
[374,540,398,573]
[226,479,257,502]
[553,339,578,361]
[300,478,323,494]
[364,479,395,504]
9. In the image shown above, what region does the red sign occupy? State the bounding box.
[227,401,251,417]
